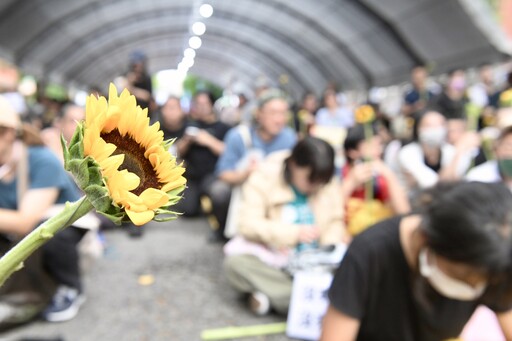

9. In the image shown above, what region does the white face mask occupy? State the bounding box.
[419,127,446,147]
[419,249,486,301]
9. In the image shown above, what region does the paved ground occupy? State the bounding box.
[1,217,300,341]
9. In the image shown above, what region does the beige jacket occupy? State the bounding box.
[238,150,346,249]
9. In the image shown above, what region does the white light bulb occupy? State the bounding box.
[182,57,195,68]
[184,48,196,59]
[189,36,202,49]
[192,22,206,36]
[199,4,213,18]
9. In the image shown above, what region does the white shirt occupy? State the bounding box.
[398,142,471,189]
[465,160,502,183]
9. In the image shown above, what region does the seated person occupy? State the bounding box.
[466,125,512,187]
[224,137,346,315]
[321,181,512,340]
[397,110,476,197]
[174,91,230,217]
[341,124,410,236]
[154,96,186,159]
[0,98,87,322]
[209,89,297,241]
[315,88,354,129]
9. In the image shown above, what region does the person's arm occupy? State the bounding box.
[374,160,410,214]
[219,167,253,186]
[320,305,360,341]
[0,187,59,236]
[317,179,349,244]
[439,132,481,181]
[175,134,194,157]
[398,143,439,189]
[195,129,225,156]
[238,159,302,248]
[215,129,247,185]
[340,163,373,201]
[497,309,512,340]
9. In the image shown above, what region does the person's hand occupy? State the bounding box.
[413,100,426,112]
[195,129,214,147]
[456,131,481,153]
[348,162,374,187]
[126,71,137,85]
[370,159,393,178]
[298,225,321,244]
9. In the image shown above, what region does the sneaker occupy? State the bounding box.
[248,292,271,316]
[41,286,86,322]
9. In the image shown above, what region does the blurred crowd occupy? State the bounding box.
[2,53,512,338]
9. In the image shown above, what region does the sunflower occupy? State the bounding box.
[500,89,512,108]
[71,84,186,225]
[354,105,375,124]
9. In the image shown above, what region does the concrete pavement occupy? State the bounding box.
[2,217,298,341]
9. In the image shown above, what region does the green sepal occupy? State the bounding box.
[97,210,125,226]
[153,215,180,222]
[69,141,84,161]
[163,138,177,151]
[153,207,182,222]
[87,162,103,187]
[83,184,113,213]
[68,159,89,189]
[61,134,71,168]
[67,123,85,161]
[167,185,186,197]
[69,122,84,148]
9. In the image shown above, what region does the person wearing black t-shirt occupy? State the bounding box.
[175,91,230,217]
[321,181,512,341]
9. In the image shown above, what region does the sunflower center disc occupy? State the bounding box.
[101,129,161,196]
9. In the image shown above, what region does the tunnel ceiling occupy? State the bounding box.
[0,0,509,98]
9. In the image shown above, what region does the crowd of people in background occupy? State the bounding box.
[2,54,512,338]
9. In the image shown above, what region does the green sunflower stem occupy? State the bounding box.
[363,123,374,202]
[0,196,93,287]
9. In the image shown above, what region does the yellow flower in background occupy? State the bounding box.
[354,104,375,124]
[75,84,186,225]
[500,89,512,107]
[346,198,393,236]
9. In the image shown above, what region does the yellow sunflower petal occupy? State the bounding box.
[126,209,154,226]
[107,169,140,194]
[100,154,125,173]
[139,188,169,209]
[161,177,187,192]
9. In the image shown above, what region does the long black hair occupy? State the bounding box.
[284,137,335,185]
[418,181,512,308]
